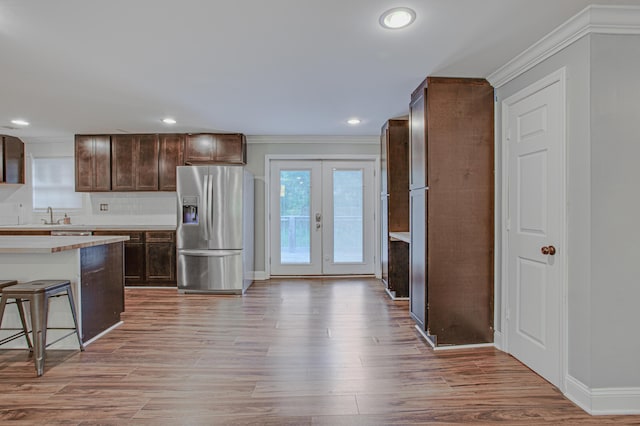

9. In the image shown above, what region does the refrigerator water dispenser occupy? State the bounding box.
[182,196,199,224]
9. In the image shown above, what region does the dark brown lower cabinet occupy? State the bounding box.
[93,230,176,287]
[145,232,175,283]
[388,239,409,298]
[124,239,145,283]
[80,242,124,342]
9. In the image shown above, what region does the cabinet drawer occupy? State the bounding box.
[126,232,144,243]
[145,231,174,243]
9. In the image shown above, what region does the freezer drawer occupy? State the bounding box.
[177,249,243,294]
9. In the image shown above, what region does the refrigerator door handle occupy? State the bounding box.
[208,174,214,238]
[179,249,241,257]
[203,174,210,240]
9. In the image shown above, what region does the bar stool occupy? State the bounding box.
[0,280,84,376]
[0,280,33,349]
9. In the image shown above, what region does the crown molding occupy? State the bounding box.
[487,5,640,88]
[246,135,378,145]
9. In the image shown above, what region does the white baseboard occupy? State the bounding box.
[565,375,593,413]
[433,342,495,351]
[252,271,268,281]
[493,330,504,351]
[565,375,640,415]
[384,287,409,301]
[414,325,494,351]
[83,321,123,347]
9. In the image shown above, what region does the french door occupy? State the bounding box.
[269,160,375,275]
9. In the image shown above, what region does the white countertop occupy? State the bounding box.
[0,235,130,254]
[0,224,176,231]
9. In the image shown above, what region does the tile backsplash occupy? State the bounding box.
[86,192,177,225]
[0,202,23,225]
[90,192,176,215]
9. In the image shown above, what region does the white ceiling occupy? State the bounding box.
[1,0,639,141]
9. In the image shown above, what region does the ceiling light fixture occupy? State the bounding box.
[347,118,361,125]
[11,119,29,126]
[162,118,177,124]
[379,7,416,29]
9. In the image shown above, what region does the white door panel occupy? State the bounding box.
[322,161,375,275]
[505,71,565,388]
[269,161,322,275]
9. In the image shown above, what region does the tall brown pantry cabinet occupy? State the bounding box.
[380,119,409,298]
[409,77,494,347]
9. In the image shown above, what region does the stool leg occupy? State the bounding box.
[14,298,33,351]
[29,294,47,377]
[0,294,8,330]
[65,289,84,351]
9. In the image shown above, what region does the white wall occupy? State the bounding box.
[495,30,640,404]
[0,139,79,224]
[590,34,640,389]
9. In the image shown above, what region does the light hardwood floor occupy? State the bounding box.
[0,278,637,424]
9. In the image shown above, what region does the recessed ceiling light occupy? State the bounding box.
[379,7,416,29]
[11,119,29,126]
[162,118,177,124]
[347,118,361,125]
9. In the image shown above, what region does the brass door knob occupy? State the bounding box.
[541,245,556,255]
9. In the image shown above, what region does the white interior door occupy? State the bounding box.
[504,70,565,388]
[269,159,375,276]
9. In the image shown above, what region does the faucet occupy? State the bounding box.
[42,206,55,225]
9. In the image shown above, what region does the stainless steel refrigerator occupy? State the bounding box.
[176,165,254,294]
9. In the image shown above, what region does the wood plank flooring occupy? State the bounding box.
[0,278,638,424]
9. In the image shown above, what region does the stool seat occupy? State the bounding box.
[0,280,18,290]
[0,279,83,376]
[3,280,72,295]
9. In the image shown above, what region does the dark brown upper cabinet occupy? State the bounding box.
[409,84,427,190]
[76,132,244,192]
[111,134,159,191]
[216,133,246,163]
[75,135,111,191]
[158,134,185,191]
[0,135,25,184]
[185,133,246,164]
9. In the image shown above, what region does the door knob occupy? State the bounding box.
[541,245,556,255]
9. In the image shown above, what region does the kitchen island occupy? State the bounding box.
[0,226,177,287]
[0,235,128,349]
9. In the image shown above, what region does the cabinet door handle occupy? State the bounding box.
[541,245,556,255]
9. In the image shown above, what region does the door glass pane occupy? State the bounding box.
[333,170,363,263]
[280,170,311,264]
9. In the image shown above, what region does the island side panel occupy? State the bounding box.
[0,250,82,349]
[80,242,124,343]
